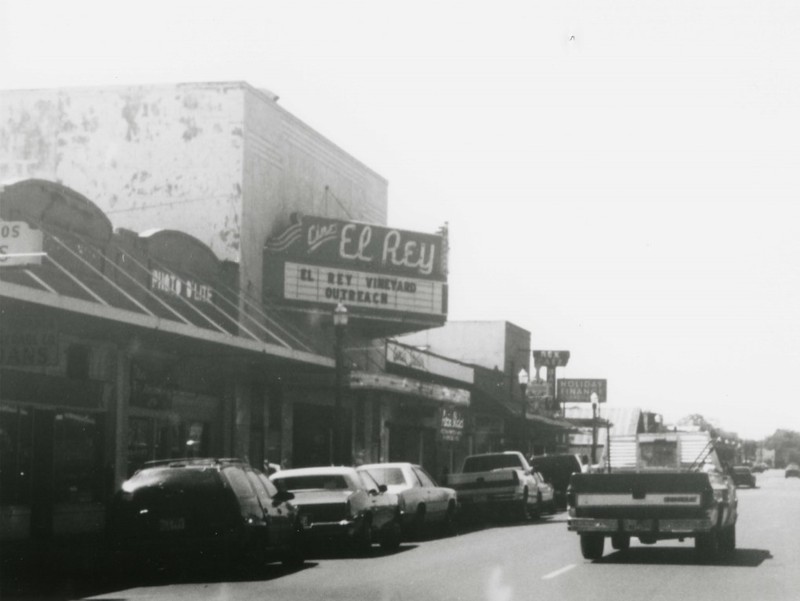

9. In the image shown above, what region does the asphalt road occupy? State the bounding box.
[77,469,799,601]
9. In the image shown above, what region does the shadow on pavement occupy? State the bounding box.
[595,547,773,568]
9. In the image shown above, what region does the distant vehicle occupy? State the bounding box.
[107,458,304,574]
[445,451,542,521]
[529,454,587,508]
[785,464,800,478]
[357,462,458,537]
[730,466,757,488]
[751,462,769,473]
[270,466,402,552]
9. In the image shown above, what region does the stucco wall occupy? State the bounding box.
[0,84,245,262]
[398,321,528,371]
[240,85,388,301]
[1,81,389,298]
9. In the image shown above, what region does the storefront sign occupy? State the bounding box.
[385,341,474,384]
[0,319,59,367]
[150,268,213,303]
[533,350,571,369]
[0,221,44,266]
[283,262,446,315]
[348,371,470,406]
[557,378,607,403]
[439,407,465,442]
[266,213,446,279]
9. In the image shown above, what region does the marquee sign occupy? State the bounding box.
[264,214,448,318]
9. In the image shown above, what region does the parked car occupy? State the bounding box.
[357,462,457,537]
[751,462,769,473]
[529,454,587,508]
[270,466,402,552]
[730,465,757,488]
[531,471,556,513]
[785,463,800,478]
[107,458,304,574]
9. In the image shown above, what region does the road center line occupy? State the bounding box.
[542,564,576,580]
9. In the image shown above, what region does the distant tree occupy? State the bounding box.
[677,414,720,438]
[764,429,800,468]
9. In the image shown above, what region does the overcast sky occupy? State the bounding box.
[2,0,798,439]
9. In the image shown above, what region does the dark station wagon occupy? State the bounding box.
[107,458,304,574]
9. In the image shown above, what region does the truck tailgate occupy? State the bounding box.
[569,472,712,519]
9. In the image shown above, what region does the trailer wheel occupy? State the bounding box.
[580,534,605,560]
[611,534,630,551]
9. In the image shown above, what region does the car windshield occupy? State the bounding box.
[365,467,405,486]
[276,474,351,491]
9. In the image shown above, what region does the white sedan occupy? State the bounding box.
[357,462,458,538]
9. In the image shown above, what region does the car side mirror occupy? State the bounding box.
[378,484,388,493]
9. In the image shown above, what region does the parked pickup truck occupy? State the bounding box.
[446,451,542,520]
[567,431,738,562]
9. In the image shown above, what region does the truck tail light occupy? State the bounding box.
[566,486,576,508]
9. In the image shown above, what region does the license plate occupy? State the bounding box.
[159,517,186,532]
[624,519,653,532]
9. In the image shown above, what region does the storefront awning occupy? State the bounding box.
[348,370,470,407]
[0,180,332,368]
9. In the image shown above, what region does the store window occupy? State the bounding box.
[66,345,90,380]
[0,404,33,505]
[53,412,104,503]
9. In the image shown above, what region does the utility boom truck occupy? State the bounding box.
[567,431,738,562]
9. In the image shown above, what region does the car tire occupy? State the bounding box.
[413,505,427,540]
[611,534,630,551]
[378,522,402,552]
[441,502,458,537]
[580,534,605,560]
[515,488,530,522]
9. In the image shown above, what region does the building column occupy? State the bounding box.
[280,391,294,468]
[113,348,130,490]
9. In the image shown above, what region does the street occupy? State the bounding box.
[76,469,799,601]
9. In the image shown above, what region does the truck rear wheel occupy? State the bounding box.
[719,523,736,557]
[695,529,719,563]
[580,534,605,560]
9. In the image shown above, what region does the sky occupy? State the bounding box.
[1,0,798,439]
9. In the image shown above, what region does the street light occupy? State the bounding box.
[517,368,529,418]
[590,393,599,466]
[333,303,348,465]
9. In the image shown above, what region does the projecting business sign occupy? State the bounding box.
[264,214,448,318]
[557,379,608,403]
[0,221,44,266]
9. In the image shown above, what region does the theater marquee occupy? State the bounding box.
[264,214,448,320]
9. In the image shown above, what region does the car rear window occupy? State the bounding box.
[123,467,222,494]
[276,475,350,491]
[462,455,523,472]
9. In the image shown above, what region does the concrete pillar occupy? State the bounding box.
[113,348,130,490]
[234,380,251,463]
[280,391,293,468]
